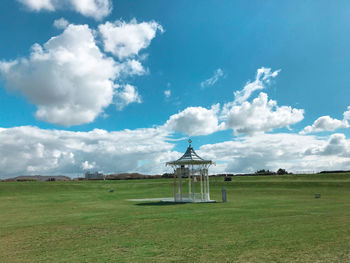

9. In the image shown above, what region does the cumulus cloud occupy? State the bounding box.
[300,116,349,134]
[0,24,117,126]
[221,92,304,135]
[198,133,350,174]
[163,67,302,136]
[99,19,164,59]
[301,107,350,134]
[1,126,350,178]
[305,133,350,156]
[217,67,302,135]
[164,104,224,136]
[70,0,112,20]
[343,106,350,120]
[17,0,112,20]
[233,67,280,105]
[319,133,349,156]
[0,126,174,178]
[200,68,224,89]
[120,59,146,76]
[81,160,96,170]
[53,18,69,29]
[0,20,160,126]
[115,84,142,110]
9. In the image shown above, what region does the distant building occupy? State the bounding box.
[84,171,104,180]
[12,175,70,181]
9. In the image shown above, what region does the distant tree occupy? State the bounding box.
[161,173,173,178]
[277,168,288,175]
[255,169,275,175]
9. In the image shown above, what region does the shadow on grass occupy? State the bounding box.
[135,201,187,206]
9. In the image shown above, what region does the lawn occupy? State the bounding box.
[1,174,350,262]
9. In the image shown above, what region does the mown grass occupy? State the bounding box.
[1,173,350,262]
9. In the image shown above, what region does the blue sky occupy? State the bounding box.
[1,0,350,178]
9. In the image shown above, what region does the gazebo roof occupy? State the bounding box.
[166,139,214,166]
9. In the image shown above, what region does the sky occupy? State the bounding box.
[1,0,350,178]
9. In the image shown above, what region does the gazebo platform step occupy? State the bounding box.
[127,197,216,203]
[164,198,217,203]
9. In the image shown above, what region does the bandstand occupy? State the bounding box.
[166,139,215,203]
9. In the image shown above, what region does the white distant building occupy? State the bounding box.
[166,139,215,203]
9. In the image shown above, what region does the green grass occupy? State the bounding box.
[1,174,350,262]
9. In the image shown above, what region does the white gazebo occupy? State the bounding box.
[166,139,215,203]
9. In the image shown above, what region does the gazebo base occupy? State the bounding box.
[127,197,216,203]
[161,197,216,203]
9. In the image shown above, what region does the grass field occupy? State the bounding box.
[1,174,350,262]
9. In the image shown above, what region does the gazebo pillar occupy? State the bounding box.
[200,171,203,200]
[179,170,182,201]
[173,169,176,201]
[203,169,206,201]
[206,170,210,201]
[188,173,192,199]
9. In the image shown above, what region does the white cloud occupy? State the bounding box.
[0,126,174,178]
[164,89,171,98]
[233,67,280,105]
[343,106,350,120]
[17,0,112,20]
[301,107,350,134]
[1,24,118,126]
[81,160,96,170]
[1,126,350,178]
[121,59,145,76]
[53,18,69,29]
[70,0,112,20]
[18,0,54,11]
[163,67,301,136]
[320,133,349,156]
[115,84,142,110]
[216,67,302,135]
[98,19,164,59]
[200,68,224,89]
[221,92,304,135]
[305,133,350,156]
[0,20,160,126]
[300,116,349,134]
[164,104,224,136]
[198,133,350,174]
